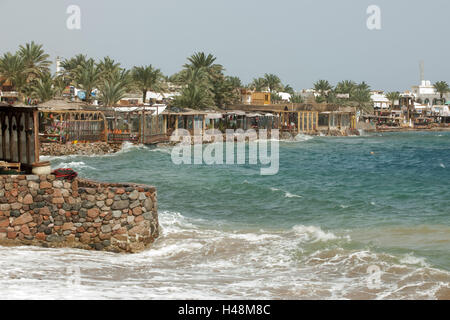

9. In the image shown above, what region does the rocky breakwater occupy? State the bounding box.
[0,175,159,253]
[40,142,122,156]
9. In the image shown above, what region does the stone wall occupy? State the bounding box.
[40,142,122,156]
[0,175,159,253]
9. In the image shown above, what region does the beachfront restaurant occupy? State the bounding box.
[276,110,319,133]
[164,110,207,135]
[318,111,356,131]
[106,106,167,144]
[38,109,108,143]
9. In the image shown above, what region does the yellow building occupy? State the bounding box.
[241,89,271,105]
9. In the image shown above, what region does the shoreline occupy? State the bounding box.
[374,126,450,133]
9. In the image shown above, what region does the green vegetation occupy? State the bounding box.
[433,81,449,101]
[1,41,448,112]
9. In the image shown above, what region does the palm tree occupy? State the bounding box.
[250,77,267,91]
[72,59,101,103]
[351,87,373,113]
[173,83,214,110]
[356,81,370,91]
[97,56,121,82]
[313,80,332,98]
[99,80,127,107]
[335,80,356,94]
[184,52,220,71]
[283,84,295,95]
[433,81,449,102]
[290,93,304,103]
[0,52,26,92]
[271,92,282,102]
[131,65,165,104]
[18,41,51,80]
[385,91,401,109]
[263,73,282,92]
[31,73,56,103]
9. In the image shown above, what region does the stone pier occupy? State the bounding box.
[0,175,159,253]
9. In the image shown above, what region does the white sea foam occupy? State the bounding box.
[400,253,430,268]
[0,210,448,300]
[285,192,302,198]
[292,225,339,243]
[59,161,97,170]
[439,163,446,168]
[294,134,314,142]
[270,187,302,198]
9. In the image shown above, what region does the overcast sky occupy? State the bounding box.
[1,0,449,91]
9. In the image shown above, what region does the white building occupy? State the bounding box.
[411,80,446,106]
[371,91,390,109]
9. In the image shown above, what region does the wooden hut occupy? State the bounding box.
[0,103,40,173]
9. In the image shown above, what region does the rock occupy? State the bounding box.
[111,200,129,210]
[21,225,31,235]
[132,207,142,216]
[87,208,100,218]
[47,234,62,242]
[36,233,46,241]
[128,190,139,200]
[101,224,112,233]
[52,197,65,204]
[0,218,10,228]
[12,213,33,226]
[82,201,95,209]
[39,207,51,216]
[138,193,147,201]
[53,180,64,188]
[62,222,74,231]
[143,212,152,221]
[144,198,153,211]
[23,194,33,205]
[40,181,52,189]
[115,188,125,195]
[129,200,140,209]
[10,203,22,210]
[10,210,20,218]
[26,175,39,181]
[112,211,122,219]
[7,231,17,239]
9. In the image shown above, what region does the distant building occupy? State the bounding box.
[241,90,271,105]
[0,78,19,104]
[371,91,390,109]
[411,80,441,106]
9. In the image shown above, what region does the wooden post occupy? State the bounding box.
[141,110,145,144]
[163,115,167,134]
[202,115,206,136]
[306,111,310,132]
[302,112,305,132]
[315,112,318,131]
[328,113,331,132]
[33,110,39,164]
[297,112,300,134]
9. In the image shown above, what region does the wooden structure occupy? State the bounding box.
[0,103,39,173]
[241,90,271,105]
[39,109,108,143]
[105,107,168,145]
[164,110,207,136]
[319,111,356,131]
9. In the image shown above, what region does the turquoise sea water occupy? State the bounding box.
[1,131,449,299]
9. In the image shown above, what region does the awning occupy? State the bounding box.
[227,111,246,116]
[206,113,223,119]
[246,113,263,118]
